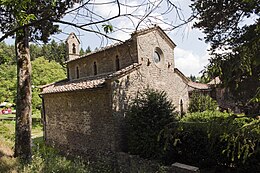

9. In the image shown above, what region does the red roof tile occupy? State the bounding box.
[41,63,141,94]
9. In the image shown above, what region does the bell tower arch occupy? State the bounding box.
[66,33,80,61]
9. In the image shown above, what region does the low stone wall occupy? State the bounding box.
[116,152,200,173]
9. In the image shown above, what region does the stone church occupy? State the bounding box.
[40,26,209,160]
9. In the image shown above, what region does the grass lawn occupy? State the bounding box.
[0,121,112,173]
[0,113,15,119]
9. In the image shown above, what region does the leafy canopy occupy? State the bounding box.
[32,57,66,113]
[0,0,76,42]
[0,64,16,103]
[191,0,260,114]
[188,92,218,113]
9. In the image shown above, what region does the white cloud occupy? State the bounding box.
[174,47,209,76]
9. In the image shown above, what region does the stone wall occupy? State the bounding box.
[111,29,189,114]
[43,88,116,160]
[68,39,138,80]
[111,29,190,151]
[136,29,189,112]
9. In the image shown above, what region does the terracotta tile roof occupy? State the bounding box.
[188,81,210,90]
[66,25,175,63]
[41,78,105,94]
[41,63,141,94]
[65,40,131,63]
[174,68,210,90]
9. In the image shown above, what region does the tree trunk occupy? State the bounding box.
[14,27,32,162]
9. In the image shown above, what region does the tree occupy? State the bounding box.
[29,44,43,61]
[85,46,91,54]
[191,0,260,114]
[188,92,218,113]
[32,57,66,113]
[0,0,78,161]
[41,40,67,65]
[189,74,196,82]
[0,42,16,65]
[127,89,178,160]
[79,48,85,55]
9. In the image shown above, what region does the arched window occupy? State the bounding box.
[76,66,79,79]
[72,43,76,54]
[115,56,120,71]
[93,62,97,75]
[180,99,184,117]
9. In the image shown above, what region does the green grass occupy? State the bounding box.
[0,121,113,173]
[0,113,15,119]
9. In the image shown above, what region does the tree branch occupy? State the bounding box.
[51,19,123,43]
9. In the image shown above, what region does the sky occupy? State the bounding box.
[57,0,211,77]
[1,0,210,76]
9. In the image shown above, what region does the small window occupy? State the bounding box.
[115,56,120,71]
[72,43,76,54]
[76,66,79,79]
[93,62,97,75]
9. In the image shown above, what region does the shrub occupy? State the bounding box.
[19,139,90,173]
[127,88,178,160]
[165,111,260,171]
[188,92,218,112]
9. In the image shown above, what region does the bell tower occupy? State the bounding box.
[66,33,80,61]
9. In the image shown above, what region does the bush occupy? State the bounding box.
[165,111,260,171]
[188,92,218,112]
[127,88,178,160]
[19,141,90,173]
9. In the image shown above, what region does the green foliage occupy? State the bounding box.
[0,42,16,65]
[0,55,66,112]
[42,40,67,66]
[85,46,91,54]
[0,0,78,42]
[127,88,178,160]
[0,121,15,144]
[182,110,229,122]
[20,143,90,173]
[102,24,113,34]
[80,48,85,56]
[191,0,260,114]
[0,121,113,173]
[188,92,218,113]
[0,40,70,65]
[189,75,196,82]
[163,111,260,171]
[0,42,67,111]
[0,64,16,103]
[32,57,66,112]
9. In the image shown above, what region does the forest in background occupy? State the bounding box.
[0,40,91,116]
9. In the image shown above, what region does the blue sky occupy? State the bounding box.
[1,0,210,76]
[55,0,210,76]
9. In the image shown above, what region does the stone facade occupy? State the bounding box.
[41,26,209,162]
